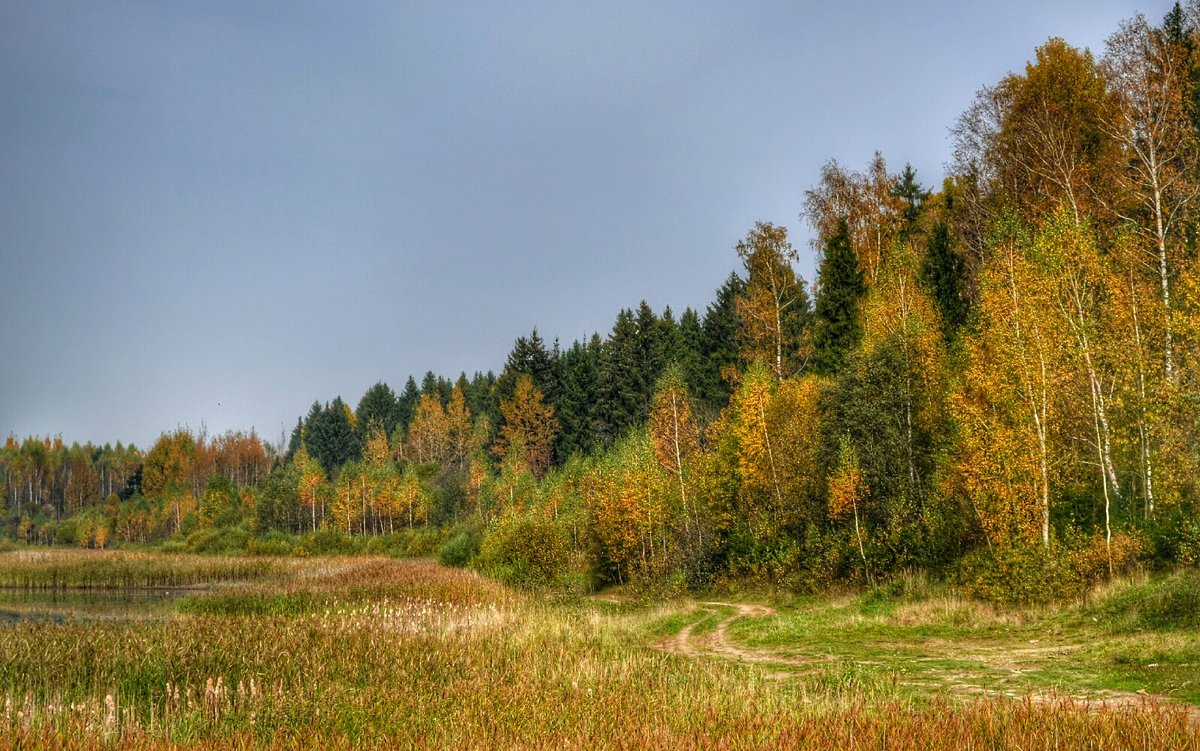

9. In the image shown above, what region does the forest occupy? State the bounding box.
[4,7,1200,605]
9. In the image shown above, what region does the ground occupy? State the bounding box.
[0,550,1196,749]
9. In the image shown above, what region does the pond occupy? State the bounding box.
[0,587,197,624]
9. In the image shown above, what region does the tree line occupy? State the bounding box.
[4,5,1200,601]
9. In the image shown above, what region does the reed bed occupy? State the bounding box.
[0,551,278,589]
[0,555,1195,749]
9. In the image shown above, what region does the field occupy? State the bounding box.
[0,551,1196,749]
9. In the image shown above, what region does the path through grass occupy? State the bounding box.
[0,552,1195,749]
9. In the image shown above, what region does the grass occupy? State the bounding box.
[0,555,1196,749]
[0,550,278,589]
[725,570,1200,705]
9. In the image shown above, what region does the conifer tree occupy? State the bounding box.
[598,309,646,442]
[698,272,746,410]
[355,382,401,442]
[813,218,866,374]
[398,377,420,434]
[922,219,970,341]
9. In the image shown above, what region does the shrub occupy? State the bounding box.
[186,525,251,555]
[1098,569,1200,632]
[478,514,569,587]
[438,521,484,568]
[956,532,1145,606]
[296,529,363,556]
[54,518,79,547]
[245,531,296,556]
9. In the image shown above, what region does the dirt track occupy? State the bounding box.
[652,600,1200,722]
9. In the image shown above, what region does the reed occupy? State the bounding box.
[0,551,278,590]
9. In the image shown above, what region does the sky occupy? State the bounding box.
[0,0,1173,449]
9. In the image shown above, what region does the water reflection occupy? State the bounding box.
[0,587,196,623]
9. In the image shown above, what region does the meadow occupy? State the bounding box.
[0,551,1196,750]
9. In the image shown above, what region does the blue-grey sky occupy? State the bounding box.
[1,1,1170,449]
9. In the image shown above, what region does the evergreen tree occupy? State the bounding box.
[420,371,442,401]
[285,417,303,462]
[659,305,685,367]
[466,371,500,429]
[398,376,420,433]
[922,220,969,341]
[813,218,866,375]
[355,382,401,441]
[598,309,645,443]
[698,272,746,411]
[305,398,360,475]
[555,337,602,459]
[676,307,706,399]
[634,300,667,406]
[893,163,931,231]
[498,327,560,405]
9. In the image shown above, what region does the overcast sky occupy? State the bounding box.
[1,0,1171,448]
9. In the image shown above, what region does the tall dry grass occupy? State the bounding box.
[0,555,1194,749]
[0,550,277,589]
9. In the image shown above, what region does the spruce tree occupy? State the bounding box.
[598,309,645,443]
[305,398,360,475]
[634,301,667,408]
[676,307,706,399]
[398,376,420,435]
[354,382,401,441]
[813,218,865,375]
[555,338,601,458]
[499,327,559,405]
[698,272,745,411]
[893,163,931,231]
[921,220,969,341]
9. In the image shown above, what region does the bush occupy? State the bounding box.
[403,527,444,557]
[245,531,296,556]
[478,514,569,587]
[295,529,363,556]
[186,525,251,555]
[438,521,483,568]
[54,518,79,546]
[956,532,1145,606]
[1097,569,1200,632]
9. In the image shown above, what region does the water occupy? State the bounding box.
[0,587,197,624]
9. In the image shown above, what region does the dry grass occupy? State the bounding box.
[0,554,1196,749]
[0,550,278,589]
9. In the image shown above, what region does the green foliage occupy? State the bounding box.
[598,308,649,442]
[177,590,321,617]
[184,524,252,555]
[555,336,603,458]
[303,397,360,475]
[698,272,746,411]
[921,220,969,340]
[355,381,402,442]
[1097,570,1200,632]
[813,218,866,375]
[428,468,469,526]
[437,520,484,568]
[245,531,297,556]
[478,514,569,587]
[955,532,1145,606]
[295,529,363,556]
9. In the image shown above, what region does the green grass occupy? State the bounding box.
[723,570,1200,704]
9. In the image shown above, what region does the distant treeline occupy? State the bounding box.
[5,5,1200,603]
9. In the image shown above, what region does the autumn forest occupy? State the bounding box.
[6,8,1200,605]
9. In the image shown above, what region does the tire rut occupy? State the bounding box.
[654,600,1200,723]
